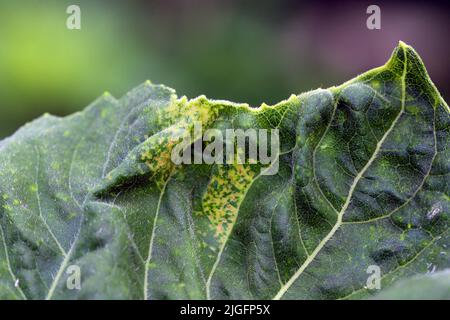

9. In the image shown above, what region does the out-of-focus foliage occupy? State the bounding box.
[0,1,159,137]
[0,0,449,138]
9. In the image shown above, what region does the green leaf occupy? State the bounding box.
[0,42,448,300]
[371,269,450,300]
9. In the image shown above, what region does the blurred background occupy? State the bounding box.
[0,0,449,138]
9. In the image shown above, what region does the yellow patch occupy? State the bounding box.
[199,164,257,244]
[159,95,221,130]
[141,95,223,188]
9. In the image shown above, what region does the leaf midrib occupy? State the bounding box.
[143,176,171,300]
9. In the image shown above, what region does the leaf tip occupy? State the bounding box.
[391,41,447,109]
[398,40,408,48]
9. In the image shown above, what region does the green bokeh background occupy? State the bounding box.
[0,0,448,138]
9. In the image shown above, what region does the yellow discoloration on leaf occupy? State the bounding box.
[371,80,381,90]
[198,164,257,244]
[159,95,221,129]
[141,95,224,188]
[140,128,182,188]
